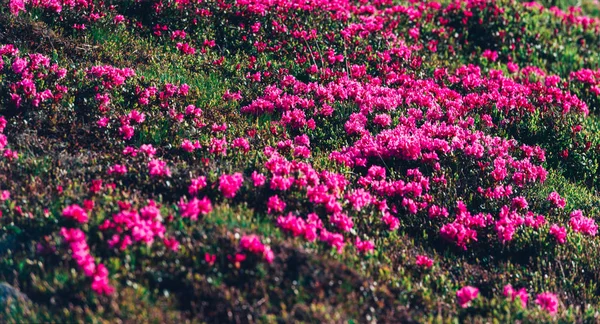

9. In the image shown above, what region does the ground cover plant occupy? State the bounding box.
[0,0,600,322]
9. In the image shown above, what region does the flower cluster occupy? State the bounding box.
[239,234,274,263]
[60,228,114,295]
[99,200,169,250]
[503,285,528,308]
[62,204,89,223]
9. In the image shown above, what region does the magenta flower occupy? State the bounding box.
[481,49,498,62]
[148,159,171,178]
[188,176,207,195]
[61,228,113,295]
[219,173,244,198]
[354,237,375,254]
[119,124,134,140]
[267,195,286,214]
[239,235,264,254]
[179,197,212,220]
[569,210,597,236]
[9,0,26,16]
[181,139,196,153]
[239,234,274,263]
[263,247,274,264]
[107,164,127,176]
[251,171,266,187]
[319,230,345,253]
[163,238,180,252]
[277,213,307,237]
[549,224,567,244]
[232,137,251,153]
[62,204,89,223]
[415,255,434,268]
[507,62,519,73]
[97,117,109,128]
[176,42,196,55]
[503,285,528,308]
[0,190,10,201]
[547,192,566,209]
[536,292,559,315]
[456,286,479,308]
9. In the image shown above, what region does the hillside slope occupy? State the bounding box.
[1,0,600,322]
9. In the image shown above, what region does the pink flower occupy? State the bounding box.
[440,222,477,250]
[90,179,103,194]
[229,253,246,265]
[123,146,138,157]
[381,212,400,231]
[83,200,94,211]
[211,123,228,133]
[107,164,127,176]
[4,149,18,161]
[549,224,567,244]
[536,292,559,315]
[128,110,145,123]
[319,230,345,253]
[205,253,216,266]
[346,189,372,211]
[263,247,274,263]
[415,255,433,268]
[408,27,420,40]
[251,171,266,187]
[90,264,114,295]
[171,30,186,40]
[569,210,597,236]
[140,144,157,156]
[547,192,566,209]
[219,173,244,198]
[148,159,171,177]
[511,196,528,210]
[231,137,250,153]
[373,114,392,127]
[179,197,212,220]
[503,285,528,308]
[176,42,196,55]
[181,139,197,153]
[11,58,27,74]
[267,195,286,214]
[428,205,449,219]
[97,117,109,128]
[482,49,498,62]
[277,213,307,237]
[9,0,26,16]
[188,176,207,195]
[239,235,264,254]
[60,228,113,295]
[0,135,6,150]
[62,204,89,223]
[209,137,228,156]
[222,89,242,102]
[0,116,6,133]
[330,212,354,232]
[119,124,135,140]
[354,237,375,253]
[239,234,274,263]
[456,286,479,308]
[163,237,180,252]
[113,15,125,24]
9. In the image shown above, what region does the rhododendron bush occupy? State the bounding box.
[0,0,600,322]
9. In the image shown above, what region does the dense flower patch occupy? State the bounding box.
[0,0,600,322]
